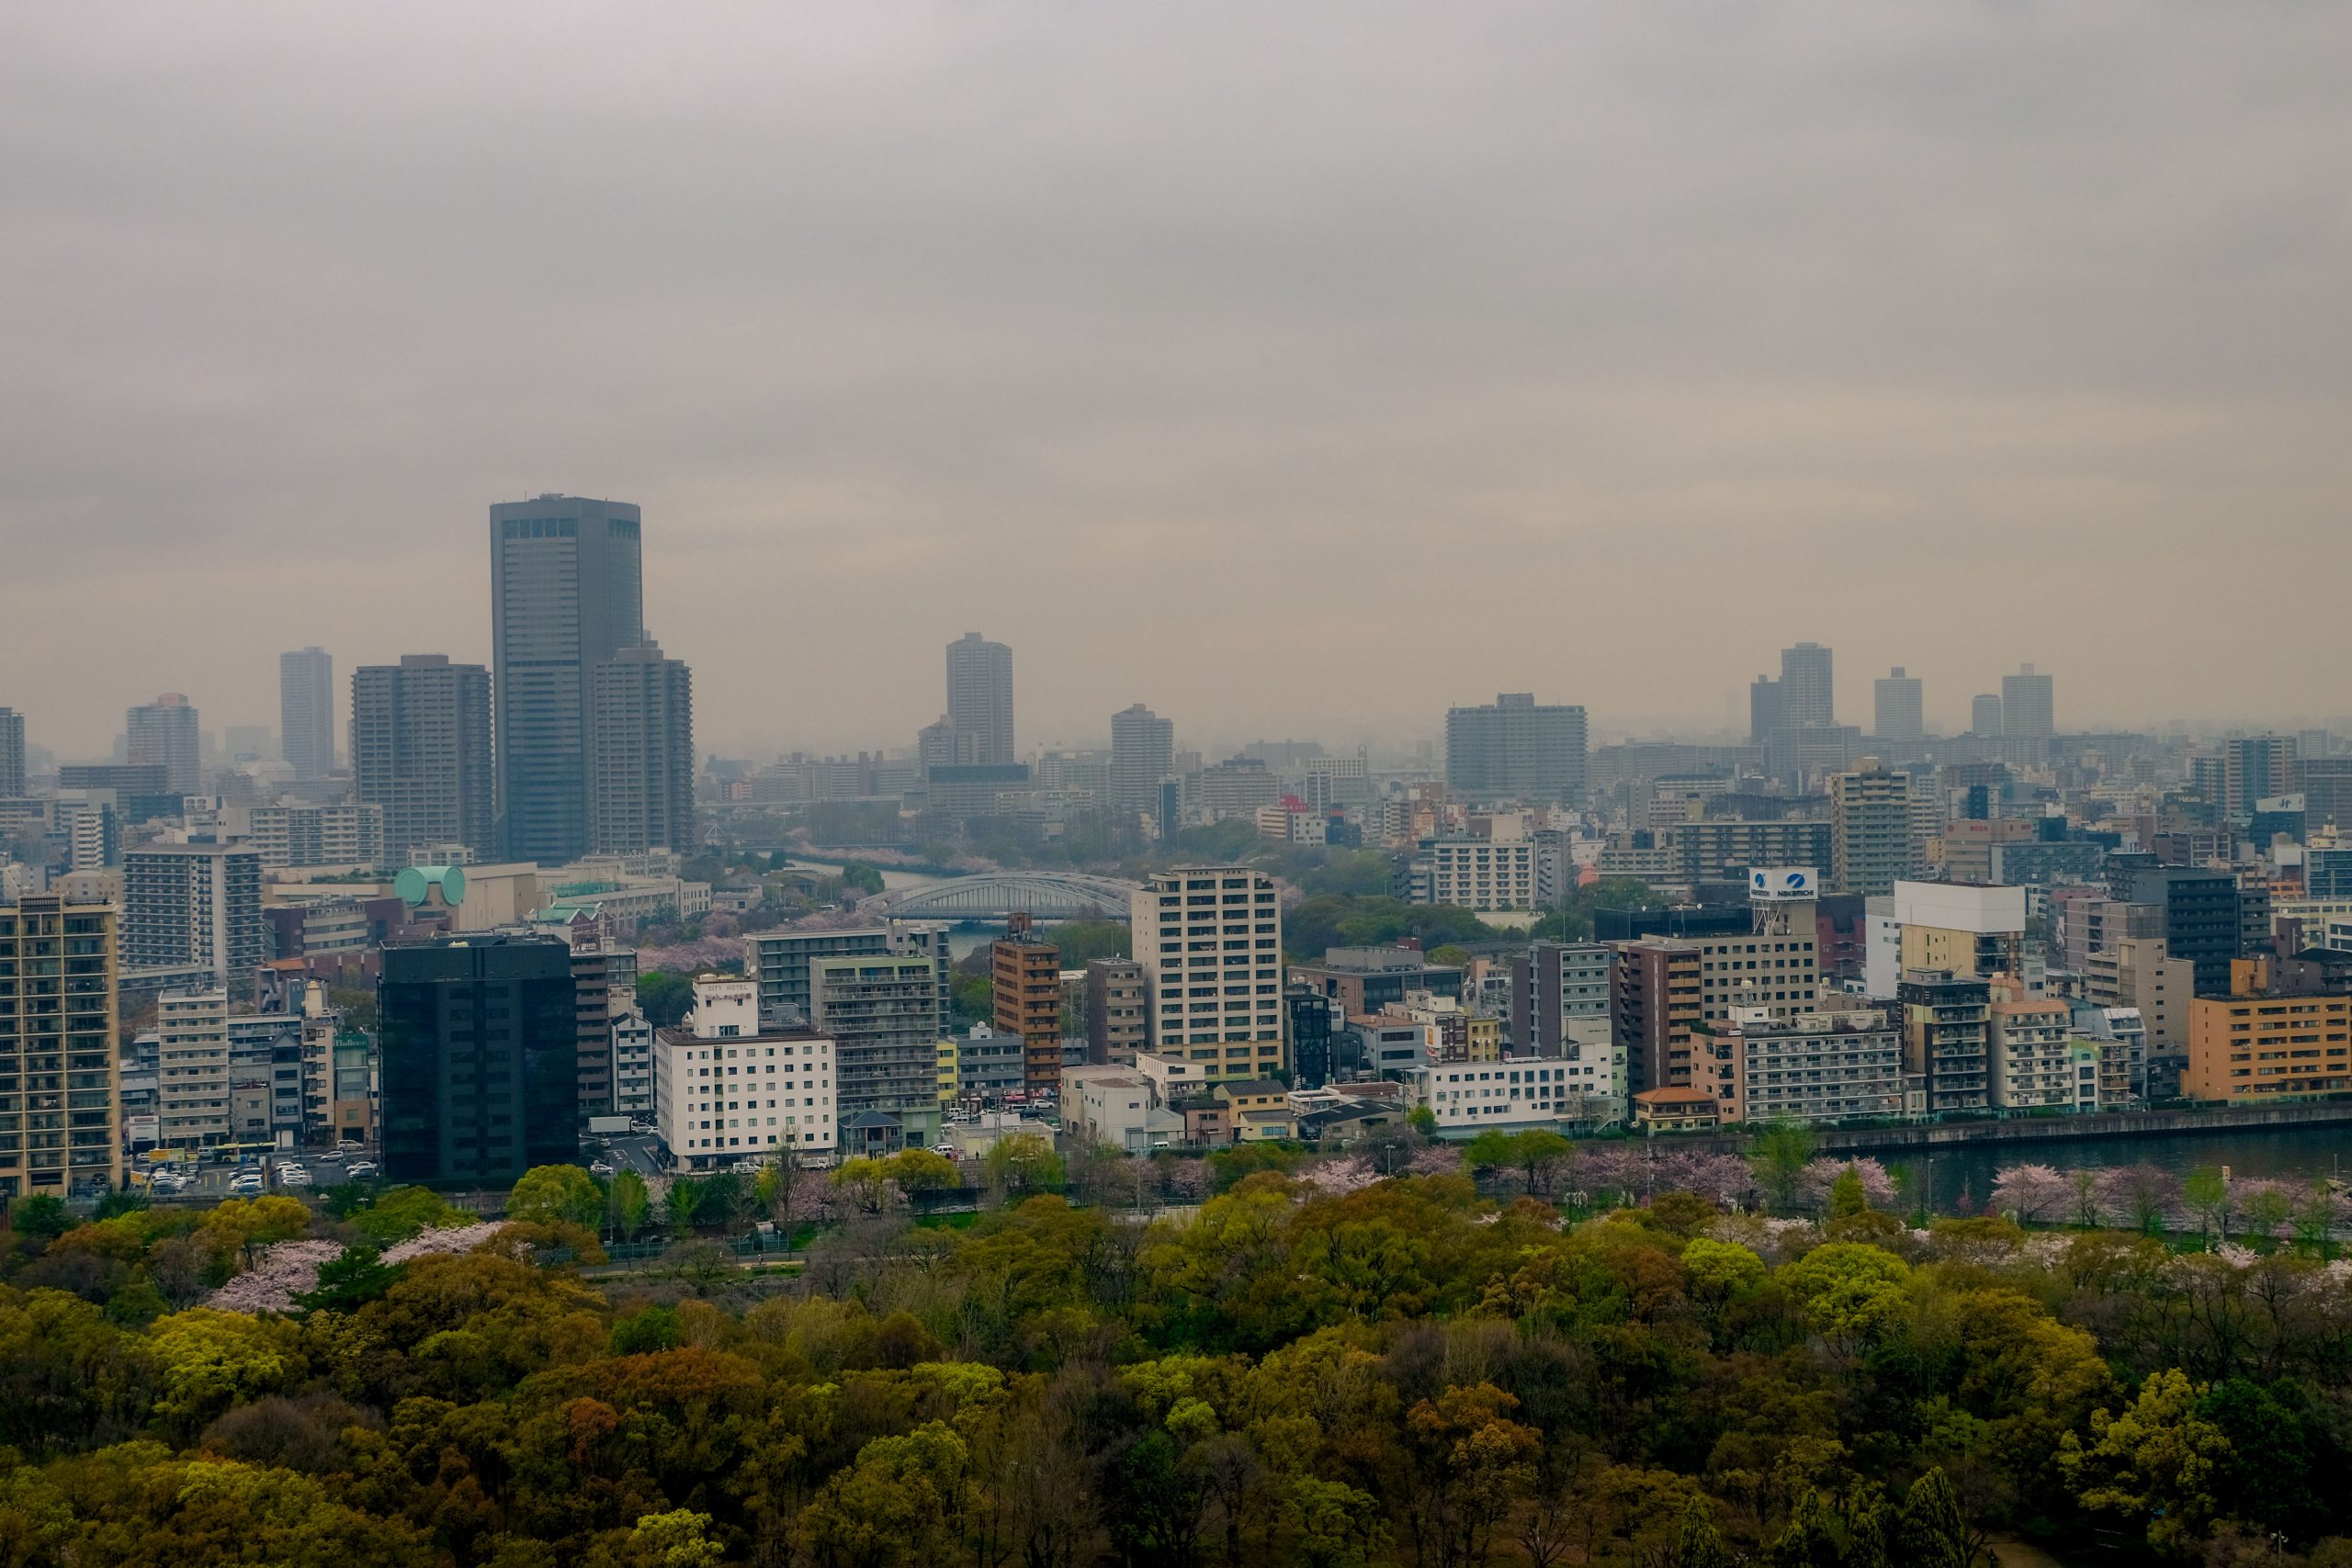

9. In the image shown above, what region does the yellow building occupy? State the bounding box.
[2186,960,2352,1103]
[0,895,120,1196]
[936,1039,959,1106]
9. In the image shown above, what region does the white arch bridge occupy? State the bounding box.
[866,872,1141,921]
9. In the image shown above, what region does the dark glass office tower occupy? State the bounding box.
[379,935,577,1185]
[490,495,643,863]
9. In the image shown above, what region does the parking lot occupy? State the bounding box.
[135,1145,381,1200]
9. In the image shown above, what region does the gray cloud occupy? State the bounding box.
[4,2,2348,759]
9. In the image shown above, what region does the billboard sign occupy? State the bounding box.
[1749,866,1817,901]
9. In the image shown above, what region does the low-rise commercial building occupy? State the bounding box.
[653,976,837,1168]
[1694,1008,1904,1126]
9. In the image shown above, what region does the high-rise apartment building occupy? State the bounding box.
[992,914,1063,1095]
[121,842,266,983]
[1444,693,1589,806]
[2222,734,2299,821]
[586,644,694,855]
[1872,667,1923,747]
[1611,941,1703,1095]
[2185,961,2352,1104]
[2126,868,2245,998]
[352,655,496,860]
[550,922,636,1121]
[1084,957,1148,1063]
[1780,643,1835,728]
[279,647,334,778]
[1971,694,2003,736]
[944,632,1014,767]
[1111,703,1176,817]
[1132,866,1286,1083]
[490,495,644,864]
[0,895,119,1196]
[1830,760,1913,897]
[221,802,385,869]
[0,707,23,797]
[2001,665,2054,741]
[1900,969,1991,1115]
[126,693,200,795]
[155,988,232,1149]
[812,953,946,1154]
[379,934,579,1184]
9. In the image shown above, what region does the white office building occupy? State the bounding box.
[1408,1060,1587,1132]
[653,976,838,1169]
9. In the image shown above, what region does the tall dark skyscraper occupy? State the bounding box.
[379,934,578,1184]
[279,646,334,778]
[352,654,495,860]
[490,495,644,864]
[944,631,1014,766]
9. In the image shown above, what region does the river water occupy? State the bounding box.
[1891,1125,2352,1213]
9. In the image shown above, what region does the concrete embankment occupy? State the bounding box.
[1672,1100,2352,1158]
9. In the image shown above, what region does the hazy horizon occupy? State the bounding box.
[7,4,2350,761]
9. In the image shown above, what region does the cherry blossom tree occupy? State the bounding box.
[1990,1163,2071,1225]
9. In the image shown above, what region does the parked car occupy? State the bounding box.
[589,1159,616,1177]
[278,1166,311,1188]
[345,1159,379,1179]
[314,1149,345,1166]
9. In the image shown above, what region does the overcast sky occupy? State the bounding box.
[5,3,2348,762]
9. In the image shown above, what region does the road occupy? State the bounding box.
[597,1134,667,1183]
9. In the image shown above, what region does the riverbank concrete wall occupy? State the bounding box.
[1668,1100,2352,1158]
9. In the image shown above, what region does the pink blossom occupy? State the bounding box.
[206,1239,346,1314]
[1799,1157,1897,1209]
[1990,1164,2072,1224]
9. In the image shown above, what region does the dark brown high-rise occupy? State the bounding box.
[993,913,1063,1096]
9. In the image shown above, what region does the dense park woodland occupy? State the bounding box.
[3,1145,2350,1568]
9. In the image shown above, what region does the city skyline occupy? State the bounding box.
[7,6,2352,753]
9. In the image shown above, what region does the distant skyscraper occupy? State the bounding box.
[126,694,200,795]
[2001,664,2054,740]
[587,644,695,855]
[379,934,578,1184]
[1780,643,1835,728]
[1972,693,2004,737]
[1111,703,1176,816]
[1748,676,1784,745]
[1444,694,1589,806]
[944,633,1015,766]
[1873,667,1924,746]
[490,495,645,864]
[0,707,23,797]
[279,647,334,778]
[351,655,495,860]
[2222,734,2299,820]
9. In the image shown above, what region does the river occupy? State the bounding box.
[1888,1124,2352,1213]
